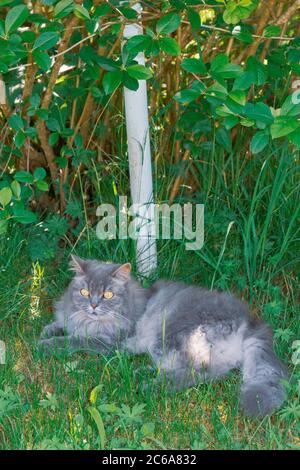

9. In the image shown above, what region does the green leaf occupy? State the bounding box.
[20,29,35,42]
[0,1,14,6]
[25,127,38,139]
[13,207,37,224]
[124,35,152,57]
[240,118,255,127]
[103,71,123,95]
[159,37,180,56]
[54,0,74,19]
[244,102,274,125]
[8,114,24,131]
[127,64,153,80]
[0,187,12,207]
[288,49,300,63]
[156,12,181,35]
[216,105,235,118]
[288,129,300,146]
[33,50,51,70]
[36,109,49,120]
[46,118,60,132]
[233,71,254,91]
[33,32,60,51]
[117,6,137,20]
[122,73,139,91]
[74,4,90,20]
[211,54,232,73]
[211,54,243,80]
[48,132,59,146]
[206,82,228,101]
[233,27,253,44]
[34,167,46,181]
[271,117,300,139]
[97,55,120,72]
[250,131,269,154]
[263,25,281,38]
[246,56,267,86]
[228,90,246,106]
[187,7,201,31]
[224,115,239,129]
[93,4,111,18]
[141,422,155,437]
[174,89,201,104]
[14,131,26,148]
[87,406,106,449]
[89,384,103,405]
[5,5,29,34]
[36,180,49,191]
[0,62,8,73]
[11,180,21,199]
[0,19,5,37]
[280,95,300,117]
[29,94,41,108]
[15,171,34,184]
[174,81,204,104]
[223,0,258,25]
[219,63,244,79]
[181,58,207,75]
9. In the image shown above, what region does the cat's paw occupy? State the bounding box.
[40,322,64,339]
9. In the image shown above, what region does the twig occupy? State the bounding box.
[277,0,300,25]
[36,15,80,200]
[7,24,113,73]
[191,22,295,41]
[70,23,124,147]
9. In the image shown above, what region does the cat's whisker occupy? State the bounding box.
[69,309,85,317]
[110,311,131,323]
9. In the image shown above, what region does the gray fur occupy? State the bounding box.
[39,256,288,417]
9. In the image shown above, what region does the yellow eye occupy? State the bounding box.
[80,288,90,297]
[103,291,114,300]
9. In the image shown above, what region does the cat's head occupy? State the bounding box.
[69,255,132,319]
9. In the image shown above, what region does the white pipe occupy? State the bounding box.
[0,79,6,106]
[123,3,157,277]
[0,340,5,365]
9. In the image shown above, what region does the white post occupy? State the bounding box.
[123,3,157,277]
[0,78,6,106]
[0,340,5,365]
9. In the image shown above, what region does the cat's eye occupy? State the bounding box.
[103,291,114,300]
[80,288,90,297]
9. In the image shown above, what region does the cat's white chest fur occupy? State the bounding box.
[124,311,246,377]
[124,308,211,368]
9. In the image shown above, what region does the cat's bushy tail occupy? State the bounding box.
[240,323,288,417]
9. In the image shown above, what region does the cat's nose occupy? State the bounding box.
[91,303,98,309]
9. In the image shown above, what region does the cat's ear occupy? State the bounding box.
[112,263,131,281]
[69,255,87,274]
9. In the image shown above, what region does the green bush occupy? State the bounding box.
[0,0,299,254]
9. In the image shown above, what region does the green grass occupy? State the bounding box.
[0,143,300,450]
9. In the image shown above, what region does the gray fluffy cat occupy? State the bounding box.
[39,255,288,417]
